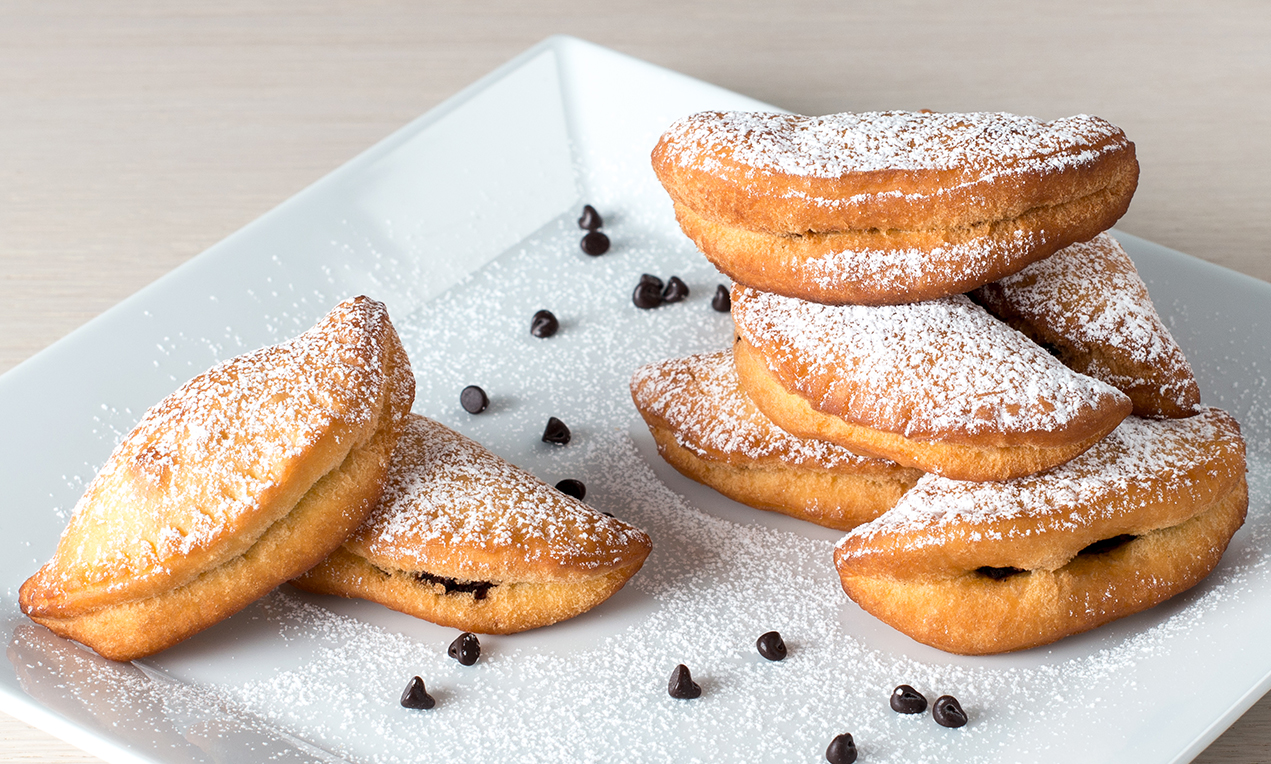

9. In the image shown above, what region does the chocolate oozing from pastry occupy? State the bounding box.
[530,309,559,338]
[890,684,928,714]
[578,204,603,230]
[581,231,610,256]
[634,281,664,309]
[400,676,435,709]
[542,417,572,445]
[755,630,787,661]
[711,285,731,312]
[933,695,968,728]
[448,632,481,666]
[1079,534,1137,555]
[460,385,489,414]
[416,571,494,601]
[976,566,1026,580]
[662,276,690,303]
[825,733,858,764]
[555,478,586,501]
[668,664,702,699]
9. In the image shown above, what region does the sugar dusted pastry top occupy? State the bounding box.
[971,232,1201,417]
[731,285,1130,446]
[837,409,1245,574]
[345,414,652,583]
[630,350,902,474]
[22,297,414,618]
[652,110,1137,232]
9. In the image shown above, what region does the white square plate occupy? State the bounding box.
[1,36,1268,764]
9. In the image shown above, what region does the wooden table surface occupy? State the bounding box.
[1,2,1268,762]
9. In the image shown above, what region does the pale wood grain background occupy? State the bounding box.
[1,1,1268,761]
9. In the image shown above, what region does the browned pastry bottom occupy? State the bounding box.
[631,351,921,530]
[834,410,1247,654]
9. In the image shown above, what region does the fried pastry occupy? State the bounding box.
[293,414,652,634]
[630,350,922,530]
[971,232,1201,418]
[731,285,1132,481]
[652,110,1138,305]
[834,409,1247,655]
[19,297,415,661]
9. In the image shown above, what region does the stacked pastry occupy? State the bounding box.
[22,298,651,661]
[636,110,1247,654]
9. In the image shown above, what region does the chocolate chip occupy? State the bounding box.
[530,309,559,338]
[578,204,603,230]
[755,631,787,661]
[555,478,586,500]
[581,230,610,256]
[400,676,435,709]
[667,664,701,699]
[1079,534,1137,555]
[933,695,968,728]
[890,684,927,714]
[639,273,664,290]
[633,280,663,309]
[825,733,857,764]
[542,416,571,445]
[460,385,488,414]
[662,276,689,303]
[711,285,731,312]
[448,632,481,666]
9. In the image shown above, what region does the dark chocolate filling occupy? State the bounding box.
[1078,534,1137,556]
[976,565,1026,580]
[416,571,495,600]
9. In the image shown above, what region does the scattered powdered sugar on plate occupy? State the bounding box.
[4,198,1267,763]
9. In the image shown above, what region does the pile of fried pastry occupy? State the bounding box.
[20,297,651,662]
[636,110,1248,655]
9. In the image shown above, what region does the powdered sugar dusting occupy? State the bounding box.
[630,350,895,471]
[976,233,1200,410]
[661,111,1127,179]
[43,297,399,593]
[355,415,648,574]
[840,410,1243,555]
[732,286,1127,438]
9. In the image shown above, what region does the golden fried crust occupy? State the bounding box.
[730,284,1131,480]
[672,172,1133,305]
[293,415,652,634]
[629,351,921,530]
[834,410,1247,654]
[971,233,1201,418]
[20,297,414,660]
[652,110,1137,233]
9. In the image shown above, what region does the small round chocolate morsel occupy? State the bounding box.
[711,284,731,312]
[555,478,587,500]
[890,684,927,714]
[639,273,664,290]
[578,204,603,230]
[933,694,968,728]
[667,664,701,699]
[633,281,663,309]
[662,276,689,303]
[460,385,489,414]
[542,416,572,445]
[825,733,858,764]
[755,631,787,661]
[448,632,481,666]
[400,676,435,709]
[581,230,610,256]
[530,309,559,338]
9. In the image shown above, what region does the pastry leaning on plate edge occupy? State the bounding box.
[19,296,651,661]
[635,109,1247,654]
